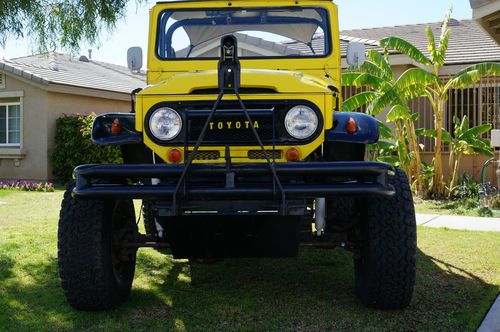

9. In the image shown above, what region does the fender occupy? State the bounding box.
[325,112,379,144]
[91,113,142,146]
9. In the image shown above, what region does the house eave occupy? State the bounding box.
[471,0,500,44]
[0,68,133,101]
[45,83,132,101]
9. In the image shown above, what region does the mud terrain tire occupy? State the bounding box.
[58,181,137,310]
[354,168,416,309]
[142,200,158,237]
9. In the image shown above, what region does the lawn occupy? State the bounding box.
[414,197,500,218]
[0,191,499,331]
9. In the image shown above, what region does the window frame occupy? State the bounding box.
[0,73,5,89]
[155,6,332,61]
[0,101,22,147]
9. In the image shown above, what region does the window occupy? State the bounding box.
[0,74,5,89]
[157,7,330,59]
[448,80,500,138]
[0,103,21,146]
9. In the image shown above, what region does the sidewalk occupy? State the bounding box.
[417,214,500,232]
[478,295,500,332]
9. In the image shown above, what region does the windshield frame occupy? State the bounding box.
[155,6,332,61]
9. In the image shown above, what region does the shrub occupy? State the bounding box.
[454,173,480,199]
[52,113,123,183]
[478,207,494,218]
[0,180,54,192]
[492,195,500,210]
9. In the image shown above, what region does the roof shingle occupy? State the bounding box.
[339,19,500,65]
[0,53,145,94]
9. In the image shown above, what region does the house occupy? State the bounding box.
[470,0,500,44]
[177,33,302,57]
[336,19,500,182]
[0,53,145,180]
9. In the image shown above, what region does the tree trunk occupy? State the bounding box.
[446,149,455,197]
[431,98,446,198]
[449,153,462,197]
[396,120,412,180]
[406,119,424,196]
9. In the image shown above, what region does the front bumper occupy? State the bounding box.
[73,161,395,200]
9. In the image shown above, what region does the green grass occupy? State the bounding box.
[414,197,500,217]
[0,191,499,331]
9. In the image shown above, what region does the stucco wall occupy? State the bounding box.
[0,74,49,180]
[0,72,131,181]
[45,92,130,179]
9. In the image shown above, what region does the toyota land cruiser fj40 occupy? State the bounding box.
[58,0,416,311]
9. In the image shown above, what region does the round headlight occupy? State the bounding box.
[284,105,319,139]
[149,107,182,141]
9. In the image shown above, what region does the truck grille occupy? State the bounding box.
[248,150,283,160]
[187,111,275,145]
[149,100,323,147]
[187,151,221,160]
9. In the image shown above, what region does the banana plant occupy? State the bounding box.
[342,51,430,195]
[417,116,493,197]
[378,6,500,198]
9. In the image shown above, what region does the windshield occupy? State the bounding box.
[156,7,330,59]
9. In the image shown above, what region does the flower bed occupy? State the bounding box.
[0,180,54,192]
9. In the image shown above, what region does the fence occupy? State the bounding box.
[343,76,500,153]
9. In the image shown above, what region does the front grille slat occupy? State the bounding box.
[187,151,221,160]
[248,150,283,160]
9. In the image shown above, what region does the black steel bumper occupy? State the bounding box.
[73,161,395,200]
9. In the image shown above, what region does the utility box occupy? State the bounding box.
[491,129,500,148]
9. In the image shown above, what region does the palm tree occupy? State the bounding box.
[342,50,434,195]
[378,7,500,197]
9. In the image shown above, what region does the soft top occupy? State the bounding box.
[168,8,324,45]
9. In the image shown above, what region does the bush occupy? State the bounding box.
[52,113,123,183]
[478,207,494,217]
[454,173,480,199]
[492,195,500,210]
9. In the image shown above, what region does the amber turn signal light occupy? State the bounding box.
[286,148,301,162]
[167,149,182,163]
[111,118,121,135]
[346,117,357,134]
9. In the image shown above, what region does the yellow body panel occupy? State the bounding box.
[137,0,342,164]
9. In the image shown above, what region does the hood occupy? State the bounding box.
[140,69,332,95]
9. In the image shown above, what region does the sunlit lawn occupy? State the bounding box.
[0,190,498,331]
[414,197,500,218]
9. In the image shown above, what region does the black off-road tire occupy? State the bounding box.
[354,168,416,309]
[326,197,361,232]
[142,200,157,237]
[58,181,137,310]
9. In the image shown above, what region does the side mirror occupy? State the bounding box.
[127,47,143,73]
[346,42,366,67]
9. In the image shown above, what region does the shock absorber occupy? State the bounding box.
[315,198,326,236]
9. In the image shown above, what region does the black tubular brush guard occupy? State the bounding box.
[73,161,395,198]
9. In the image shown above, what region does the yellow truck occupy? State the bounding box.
[58,0,416,311]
